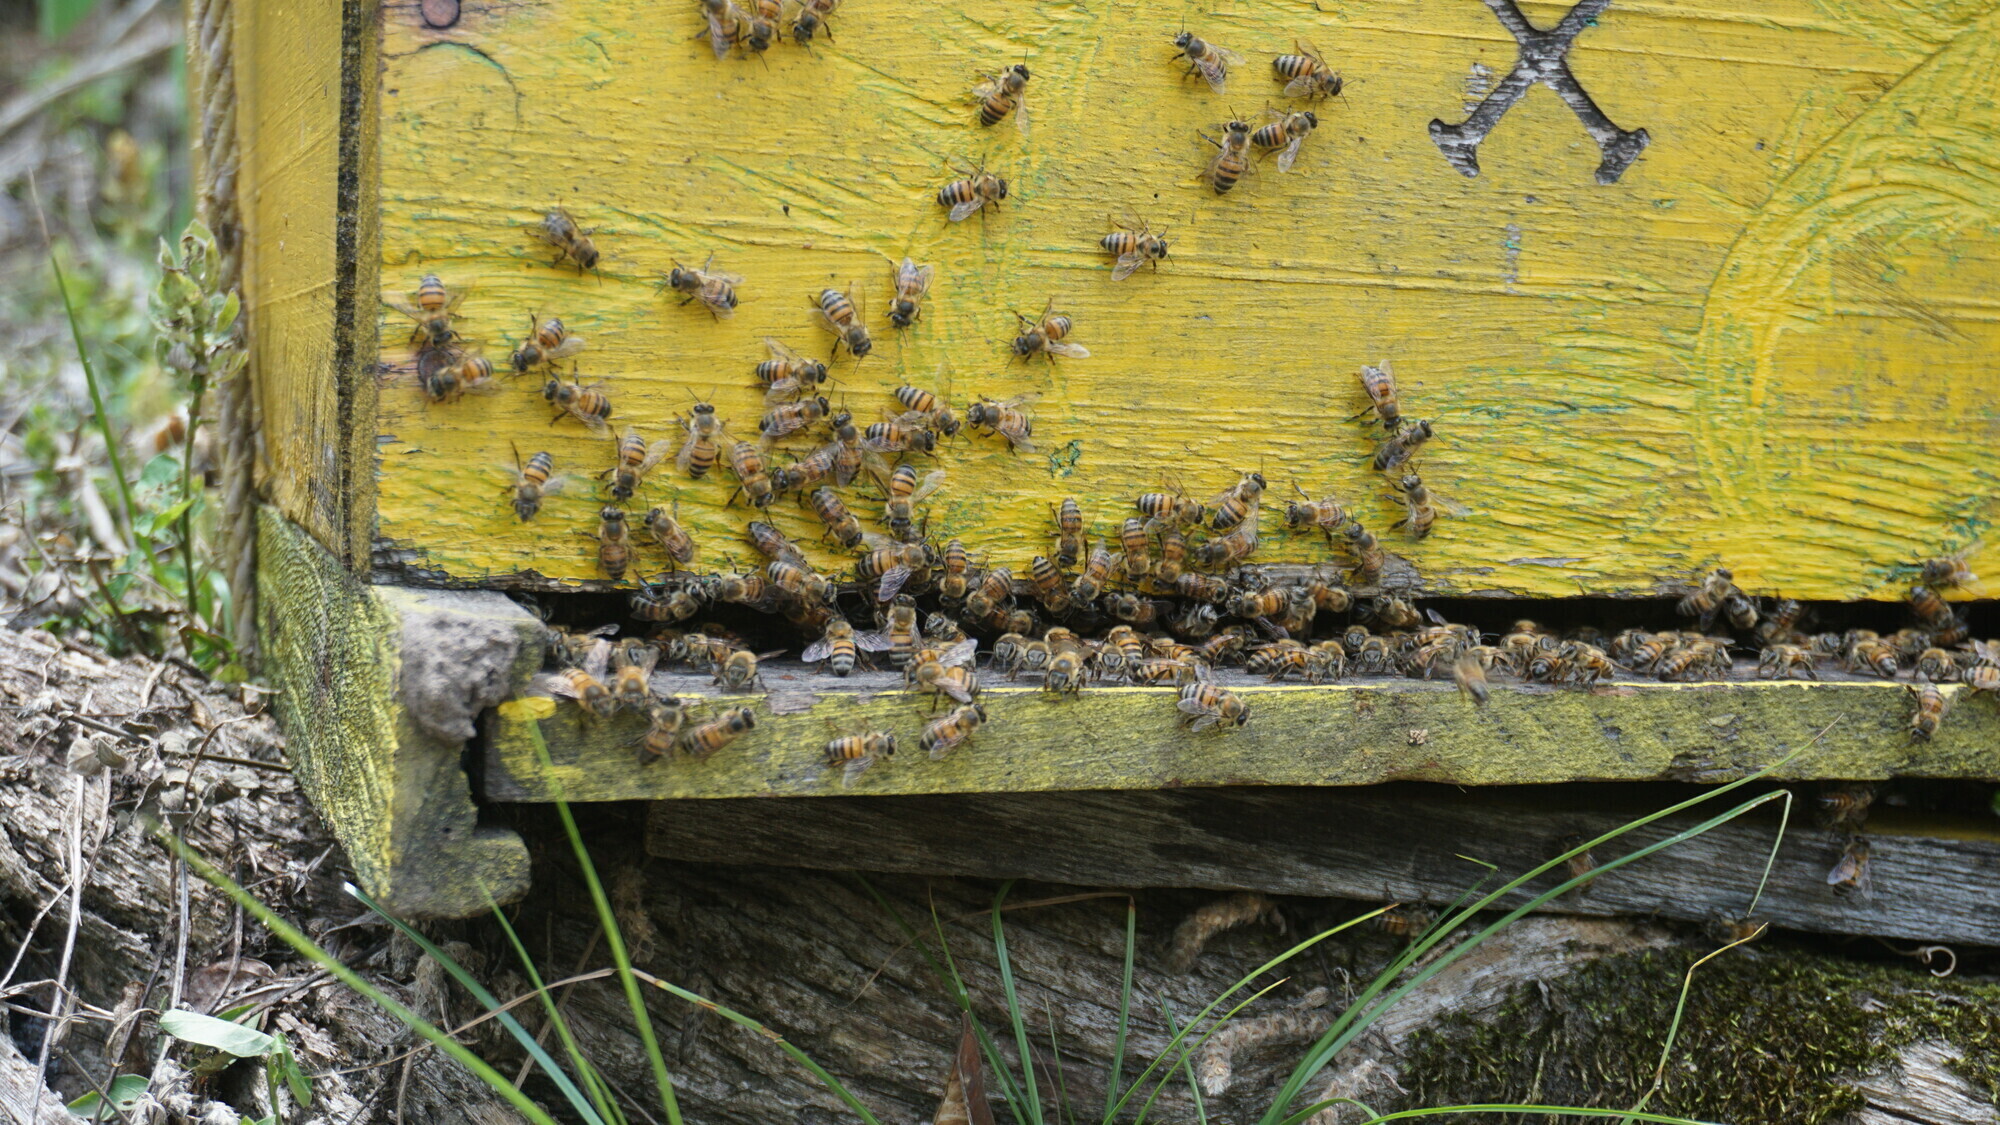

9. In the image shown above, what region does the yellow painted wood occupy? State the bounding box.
[483,677,2000,803]
[369,0,2000,598]
[237,0,375,565]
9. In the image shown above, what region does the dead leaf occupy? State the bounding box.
[183,958,276,1014]
[933,1015,994,1125]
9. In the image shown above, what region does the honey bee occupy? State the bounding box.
[881,596,923,670]
[1754,597,1805,647]
[967,394,1037,451]
[584,506,632,580]
[1197,118,1254,194]
[1676,568,1740,630]
[641,502,698,570]
[538,206,599,273]
[630,581,705,623]
[1920,553,1978,589]
[386,344,494,406]
[1248,640,1311,682]
[935,539,975,602]
[1044,649,1088,696]
[1299,639,1344,683]
[1558,833,1598,895]
[741,0,780,51]
[1028,554,1073,615]
[726,441,777,508]
[676,401,725,479]
[825,730,896,786]
[1177,681,1249,731]
[1375,905,1436,940]
[1230,585,1286,622]
[665,252,741,319]
[699,0,750,57]
[1112,517,1153,583]
[1192,520,1260,570]
[759,396,833,443]
[857,543,931,603]
[862,419,938,456]
[714,648,771,692]
[1011,300,1089,361]
[813,286,873,359]
[875,464,944,543]
[1155,525,1188,586]
[921,703,988,760]
[937,161,1009,222]
[1827,835,1872,899]
[1250,108,1318,173]
[1558,642,1617,686]
[510,314,586,376]
[1053,498,1085,567]
[1137,485,1204,531]
[1657,639,1729,681]
[543,369,613,431]
[973,63,1030,131]
[1373,419,1434,473]
[803,616,890,677]
[1963,660,2000,698]
[1101,212,1170,281]
[790,0,838,44]
[1390,474,1465,540]
[1208,472,1267,532]
[681,707,756,761]
[602,427,674,502]
[1814,784,1874,832]
[1755,644,1817,681]
[767,560,836,605]
[909,639,982,706]
[797,488,857,551]
[963,565,1014,621]
[1171,602,1221,638]
[635,700,687,764]
[1273,39,1343,100]
[610,640,660,713]
[1171,29,1243,94]
[1908,584,1958,630]
[1914,646,1958,682]
[1846,637,1899,679]
[1723,592,1760,632]
[755,338,830,404]
[887,257,936,329]
[1908,683,1948,741]
[504,445,565,522]
[554,666,619,720]
[386,273,466,350]
[1284,484,1346,543]
[882,386,957,439]
[1071,543,1115,603]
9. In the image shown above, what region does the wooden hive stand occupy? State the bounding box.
[234,0,2000,921]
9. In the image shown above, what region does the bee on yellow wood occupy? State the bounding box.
[1192,520,1259,570]
[791,0,838,45]
[967,394,1037,452]
[676,400,725,479]
[503,446,565,523]
[1920,552,1979,590]
[921,703,988,760]
[643,502,698,569]
[630,581,704,623]
[1284,484,1346,543]
[1358,362,1402,430]
[1137,481,1204,531]
[825,730,896,787]
[1071,543,1115,604]
[1346,522,1386,584]
[1155,525,1188,586]
[887,257,936,328]
[1171,29,1242,94]
[856,543,930,603]
[381,345,486,406]
[699,0,750,58]
[1011,299,1088,361]
[538,206,600,274]
[814,286,873,360]
[1177,681,1249,732]
[1101,212,1170,280]
[1827,835,1872,899]
[1273,39,1344,100]
[1028,554,1073,615]
[510,314,585,376]
[747,518,809,567]
[1676,568,1740,630]
[938,162,1010,223]
[665,252,741,319]
[681,707,756,761]
[635,700,687,764]
[863,418,938,456]
[1908,683,1949,741]
[742,0,780,51]
[893,385,962,438]
[1390,473,1466,540]
[602,427,674,502]
[1208,472,1266,533]
[881,596,924,669]
[974,63,1030,131]
[755,337,830,404]
[759,395,833,444]
[543,369,612,432]
[880,464,946,543]
[805,486,865,550]
[386,273,466,350]
[583,506,633,581]
[1250,107,1318,173]
[610,639,660,713]
[1053,498,1085,567]
[936,539,975,602]
[1116,517,1153,583]
[1198,118,1254,194]
[1373,419,1434,473]
[963,565,1014,622]
[725,441,777,509]
[766,559,835,606]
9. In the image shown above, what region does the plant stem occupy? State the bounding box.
[50,247,136,535]
[180,376,206,626]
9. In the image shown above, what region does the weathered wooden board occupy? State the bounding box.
[482,669,2000,803]
[644,785,2000,946]
[369,0,2000,598]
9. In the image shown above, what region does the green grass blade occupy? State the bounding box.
[49,246,135,532]
[1130,976,1293,1125]
[346,884,609,1125]
[1046,1003,1076,1125]
[1619,925,1767,1125]
[488,903,627,1125]
[991,882,1045,1125]
[1102,899,1136,1125]
[155,830,561,1125]
[1351,1105,1720,1124]
[524,724,684,1125]
[1153,996,1206,1125]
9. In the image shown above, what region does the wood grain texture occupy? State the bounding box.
[367,0,2000,598]
[258,509,532,917]
[645,785,2000,946]
[481,668,2000,803]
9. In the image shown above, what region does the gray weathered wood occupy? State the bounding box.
[646,786,2000,947]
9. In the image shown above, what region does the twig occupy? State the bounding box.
[31,774,87,1109]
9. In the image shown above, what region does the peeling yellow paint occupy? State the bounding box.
[370,0,2000,598]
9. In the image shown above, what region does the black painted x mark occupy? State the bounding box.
[1429,0,1650,184]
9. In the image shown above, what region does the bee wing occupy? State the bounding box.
[1111,252,1145,282]
[701,291,737,318]
[1283,72,1322,99]
[1438,495,1472,517]
[912,264,935,295]
[706,13,735,58]
[876,566,913,603]
[909,469,949,504]
[581,638,614,678]
[1045,342,1090,359]
[1014,87,1029,135]
[972,75,1002,99]
[840,756,876,787]
[853,630,895,652]
[1198,58,1229,94]
[948,197,986,222]
[705,268,747,285]
[1277,136,1304,173]
[640,439,677,475]
[801,638,834,663]
[765,336,803,363]
[861,434,905,453]
[675,434,699,472]
[939,639,980,668]
[941,678,976,704]
[543,674,583,701]
[998,392,1044,408]
[625,644,662,677]
[383,298,426,321]
[1214,45,1246,65]
[546,337,586,361]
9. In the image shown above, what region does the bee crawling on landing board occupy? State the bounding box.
[1101,211,1170,280]
[385,273,467,351]
[1171,28,1243,94]
[966,394,1037,452]
[1197,118,1254,194]
[973,62,1031,132]
[663,252,742,319]
[1011,299,1088,360]
[887,257,936,328]
[538,205,600,274]
[937,161,1009,222]
[813,285,873,359]
[509,314,585,376]
[1250,107,1318,172]
[502,444,566,522]
[1273,39,1344,101]
[543,368,612,431]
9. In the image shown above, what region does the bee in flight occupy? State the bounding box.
[1273,40,1343,100]
[385,273,466,351]
[1101,212,1170,281]
[814,285,873,360]
[538,205,600,274]
[503,444,565,522]
[664,252,741,319]
[1011,298,1089,361]
[887,257,935,328]
[509,314,585,376]
[1171,28,1243,94]
[1198,118,1254,194]
[974,63,1030,132]
[967,394,1037,452]
[1251,107,1318,173]
[937,161,1009,223]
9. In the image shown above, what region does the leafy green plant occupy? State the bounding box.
[155,1008,311,1124]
